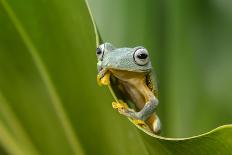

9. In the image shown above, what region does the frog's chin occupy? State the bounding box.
[109,69,147,81]
[109,67,150,73]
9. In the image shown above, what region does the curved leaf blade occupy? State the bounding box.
[0,0,231,154]
[88,1,232,154]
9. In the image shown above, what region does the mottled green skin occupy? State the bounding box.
[97,43,152,72]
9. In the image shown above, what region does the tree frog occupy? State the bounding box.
[96,43,161,134]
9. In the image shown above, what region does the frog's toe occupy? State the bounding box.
[97,74,103,86]
[118,100,128,108]
[101,72,110,85]
[112,101,125,109]
[132,119,146,126]
[97,71,111,86]
[112,100,129,109]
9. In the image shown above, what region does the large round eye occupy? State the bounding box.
[96,44,105,60]
[133,48,149,65]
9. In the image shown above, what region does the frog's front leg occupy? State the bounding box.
[118,96,158,121]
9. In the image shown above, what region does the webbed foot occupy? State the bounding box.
[112,100,136,118]
[112,100,128,109]
[132,119,146,126]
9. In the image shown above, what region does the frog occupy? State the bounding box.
[96,42,161,134]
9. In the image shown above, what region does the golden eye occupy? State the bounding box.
[133,48,149,66]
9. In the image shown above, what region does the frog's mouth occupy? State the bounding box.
[101,69,154,111]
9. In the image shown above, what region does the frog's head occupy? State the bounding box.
[96,43,152,73]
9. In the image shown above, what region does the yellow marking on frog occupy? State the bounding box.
[97,72,111,86]
[132,119,146,126]
[112,100,128,109]
[96,74,102,86]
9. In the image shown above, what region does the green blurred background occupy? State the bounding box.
[88,0,232,137]
[0,0,232,154]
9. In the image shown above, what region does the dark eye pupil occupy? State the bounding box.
[96,48,102,55]
[137,53,147,59]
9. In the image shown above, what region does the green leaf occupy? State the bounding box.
[106,85,232,154]
[0,0,231,155]
[88,0,232,137]
[0,0,91,154]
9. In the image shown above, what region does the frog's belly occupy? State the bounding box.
[109,69,149,110]
[120,81,145,111]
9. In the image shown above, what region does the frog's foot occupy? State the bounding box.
[112,100,136,118]
[112,100,128,109]
[97,70,111,86]
[132,119,146,126]
[132,119,154,132]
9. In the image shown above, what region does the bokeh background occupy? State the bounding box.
[88,0,232,137]
[0,0,232,154]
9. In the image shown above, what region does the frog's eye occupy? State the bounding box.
[133,48,149,65]
[96,44,105,60]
